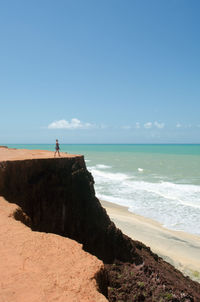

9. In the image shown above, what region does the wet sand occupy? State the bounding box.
[101,200,200,282]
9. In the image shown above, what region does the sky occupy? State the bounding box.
[0,0,200,144]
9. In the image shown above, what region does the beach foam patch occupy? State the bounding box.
[96,164,112,169]
[88,167,131,182]
[90,166,200,235]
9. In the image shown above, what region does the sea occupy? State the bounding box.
[7,144,200,236]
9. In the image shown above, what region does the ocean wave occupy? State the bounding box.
[95,164,112,169]
[88,167,132,182]
[90,166,200,235]
[126,180,200,209]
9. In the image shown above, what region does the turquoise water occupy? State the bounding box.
[7,144,200,235]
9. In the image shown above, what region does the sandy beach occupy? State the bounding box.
[101,200,200,282]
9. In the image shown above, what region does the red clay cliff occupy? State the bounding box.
[0,148,200,302]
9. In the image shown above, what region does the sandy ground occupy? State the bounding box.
[101,200,200,282]
[0,147,79,161]
[0,197,107,302]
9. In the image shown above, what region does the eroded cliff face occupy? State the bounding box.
[0,156,143,264]
[1,153,200,301]
[0,197,108,302]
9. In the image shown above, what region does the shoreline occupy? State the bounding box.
[100,199,200,282]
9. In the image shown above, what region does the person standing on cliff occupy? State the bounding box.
[54,139,61,157]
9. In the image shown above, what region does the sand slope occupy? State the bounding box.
[0,197,107,302]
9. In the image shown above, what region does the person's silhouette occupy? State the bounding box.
[54,139,60,157]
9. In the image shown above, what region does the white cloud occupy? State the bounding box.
[176,123,182,128]
[135,122,140,129]
[154,121,165,129]
[48,118,93,129]
[144,122,152,129]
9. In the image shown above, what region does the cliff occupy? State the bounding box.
[0,149,142,264]
[0,148,200,301]
[0,196,107,302]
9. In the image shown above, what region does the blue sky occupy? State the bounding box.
[0,0,200,143]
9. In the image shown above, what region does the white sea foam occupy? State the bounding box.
[138,168,144,172]
[95,164,112,169]
[89,164,200,235]
[89,167,131,182]
[123,180,200,207]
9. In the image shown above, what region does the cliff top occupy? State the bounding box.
[0,147,81,161]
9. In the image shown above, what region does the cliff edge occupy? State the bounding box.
[0,148,200,301]
[0,148,141,264]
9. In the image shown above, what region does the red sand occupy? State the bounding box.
[0,197,107,302]
[0,147,79,161]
